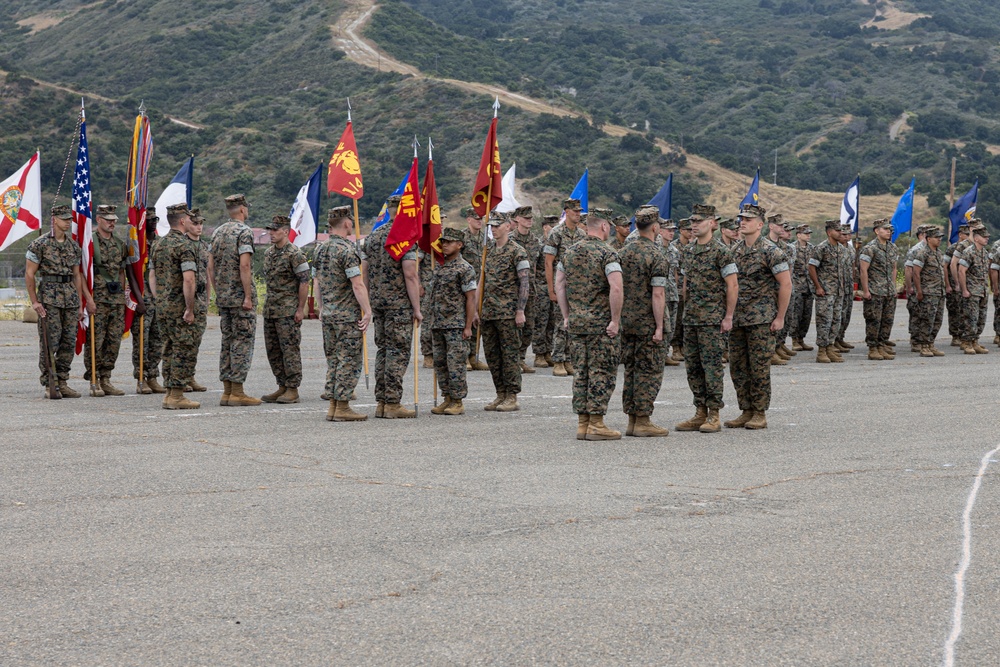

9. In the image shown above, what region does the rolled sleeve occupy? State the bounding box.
[180,261,197,273]
[344,266,362,279]
[720,263,738,278]
[604,262,622,276]
[808,258,821,267]
[650,276,668,287]
[912,259,925,268]
[543,245,558,256]
[991,263,1000,271]
[516,260,531,272]
[858,253,872,264]
[556,261,565,274]
[958,258,971,268]
[771,262,790,275]
[402,249,418,262]
[25,250,40,264]
[462,280,478,293]
[238,244,254,255]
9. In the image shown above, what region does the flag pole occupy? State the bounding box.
[948,158,957,242]
[412,135,421,416]
[473,97,500,359]
[89,315,98,396]
[139,316,144,388]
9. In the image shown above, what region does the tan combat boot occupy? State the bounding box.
[791,338,806,351]
[533,355,549,368]
[564,360,575,375]
[626,414,637,436]
[99,377,125,396]
[676,406,708,431]
[586,415,622,441]
[780,343,796,357]
[827,345,844,363]
[57,381,81,398]
[465,358,473,371]
[431,397,453,415]
[919,345,935,358]
[699,408,722,433]
[552,362,569,377]
[375,402,385,418]
[798,339,814,351]
[744,411,768,430]
[137,380,152,395]
[227,383,262,406]
[816,347,831,363]
[320,391,330,401]
[187,377,207,392]
[442,399,465,415]
[277,387,300,404]
[962,341,977,355]
[146,377,166,394]
[973,342,990,354]
[770,352,788,365]
[995,334,1000,345]
[671,346,684,361]
[544,353,553,366]
[484,392,506,411]
[724,410,754,428]
[262,386,287,403]
[333,400,368,421]
[383,403,416,419]
[883,340,894,348]
[163,387,199,410]
[951,337,960,347]
[880,344,895,359]
[325,399,337,421]
[721,351,729,364]
[90,379,105,397]
[220,380,232,406]
[423,354,434,369]
[910,340,921,353]
[470,355,490,371]
[930,345,945,357]
[868,346,885,361]
[520,361,536,374]
[577,414,590,440]
[632,416,669,437]
[664,354,680,366]
[496,393,519,412]
[841,340,856,349]
[775,346,791,360]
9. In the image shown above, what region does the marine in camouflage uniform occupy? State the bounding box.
[185,209,211,392]
[363,195,422,418]
[808,221,846,362]
[209,194,260,405]
[261,215,310,403]
[659,220,681,366]
[429,227,479,415]
[726,205,791,430]
[859,219,900,359]
[668,218,693,361]
[911,226,947,356]
[763,214,793,364]
[480,212,531,411]
[608,214,631,251]
[315,206,372,421]
[836,224,858,351]
[544,198,586,376]
[151,204,204,409]
[461,205,489,370]
[943,226,970,344]
[957,224,991,354]
[618,206,669,437]
[556,212,623,440]
[677,205,739,433]
[789,224,815,351]
[132,208,165,393]
[903,225,929,348]
[82,205,129,395]
[531,214,560,366]
[25,205,92,398]
[511,205,541,372]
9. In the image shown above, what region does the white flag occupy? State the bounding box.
[495,164,521,213]
[0,152,42,252]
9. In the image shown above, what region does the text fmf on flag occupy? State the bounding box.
[386,157,422,261]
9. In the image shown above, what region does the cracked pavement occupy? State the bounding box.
[1,304,998,665]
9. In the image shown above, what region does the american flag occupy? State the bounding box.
[72,101,93,355]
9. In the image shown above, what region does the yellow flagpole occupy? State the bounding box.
[89,314,98,396]
[138,314,144,391]
[413,250,420,415]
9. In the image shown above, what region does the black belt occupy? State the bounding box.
[41,275,74,284]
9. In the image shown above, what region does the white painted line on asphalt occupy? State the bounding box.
[942,444,1000,667]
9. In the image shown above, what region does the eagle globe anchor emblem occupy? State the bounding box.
[331,148,361,176]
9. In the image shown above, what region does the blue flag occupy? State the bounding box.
[631,173,673,230]
[949,180,979,243]
[840,175,860,234]
[571,168,588,213]
[372,170,410,230]
[739,169,760,209]
[890,178,915,243]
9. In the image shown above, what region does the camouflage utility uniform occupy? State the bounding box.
[132,236,163,383]
[559,236,622,415]
[480,238,530,398]
[911,242,946,347]
[152,230,203,388]
[958,241,989,344]
[837,239,857,343]
[532,230,556,359]
[860,238,899,349]
[84,231,127,383]
[431,256,478,401]
[314,235,364,401]
[669,237,687,353]
[210,219,257,383]
[944,240,966,339]
[26,233,81,387]
[263,242,310,389]
[809,238,844,348]
[790,237,814,342]
[619,236,669,417]
[544,221,585,365]
[513,229,541,362]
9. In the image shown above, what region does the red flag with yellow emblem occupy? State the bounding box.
[385,157,422,261]
[327,121,364,199]
[419,145,442,265]
[471,117,502,218]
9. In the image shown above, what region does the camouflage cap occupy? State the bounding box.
[145,206,159,222]
[327,205,353,225]
[542,214,559,225]
[487,211,510,226]
[839,223,854,233]
[612,215,631,228]
[225,194,248,208]
[166,203,190,216]
[824,219,841,231]
[689,204,717,221]
[513,205,533,219]
[973,225,991,237]
[634,205,659,225]
[796,224,813,234]
[579,212,589,224]
[957,223,971,233]
[660,218,675,228]
[925,226,944,238]
[563,198,582,212]
[737,204,766,219]
[50,204,72,220]
[915,224,933,235]
[766,214,783,226]
[782,221,797,232]
[872,218,892,230]
[677,217,692,230]
[387,194,403,206]
[460,205,482,219]
[590,207,614,222]
[440,227,465,242]
[188,207,205,223]
[95,204,118,221]
[719,217,740,231]
[265,214,291,230]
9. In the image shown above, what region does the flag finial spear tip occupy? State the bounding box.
[493,96,500,117]
[347,97,352,122]
[412,135,420,158]
[428,136,434,160]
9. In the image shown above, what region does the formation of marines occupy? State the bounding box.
[25,191,1000,439]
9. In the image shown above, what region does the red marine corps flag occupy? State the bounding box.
[327,101,364,200]
[419,138,442,265]
[385,139,422,261]
[471,98,502,218]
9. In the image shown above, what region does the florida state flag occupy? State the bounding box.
[385,157,422,260]
[419,154,442,264]
[471,117,502,217]
[327,121,364,199]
